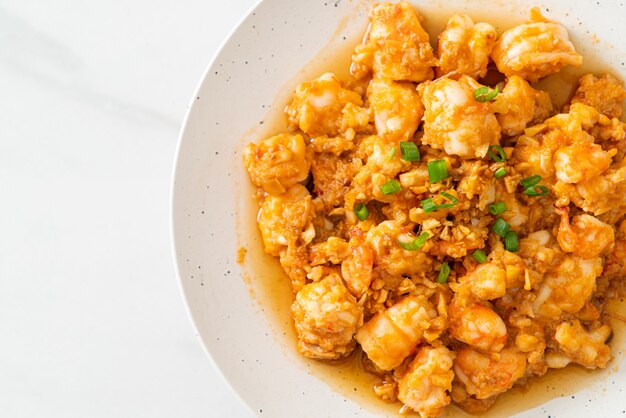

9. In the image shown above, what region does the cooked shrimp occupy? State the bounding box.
[459,263,507,300]
[257,184,315,257]
[291,273,363,360]
[418,75,501,158]
[532,256,603,318]
[244,133,311,195]
[556,208,615,259]
[449,298,508,352]
[285,72,369,137]
[397,346,455,417]
[351,2,436,81]
[493,75,553,136]
[356,295,437,370]
[367,78,423,140]
[553,141,612,184]
[513,102,613,185]
[491,9,582,82]
[553,320,611,369]
[364,220,433,278]
[242,4,626,415]
[572,73,626,119]
[341,238,374,297]
[308,237,349,266]
[553,156,626,215]
[454,347,527,399]
[436,14,497,79]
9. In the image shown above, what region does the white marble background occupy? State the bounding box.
[0,0,256,416]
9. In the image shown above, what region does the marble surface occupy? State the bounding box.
[0,0,256,416]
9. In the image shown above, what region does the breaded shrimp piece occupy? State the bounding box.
[532,256,603,318]
[356,295,437,370]
[291,273,363,359]
[436,14,497,79]
[308,237,349,266]
[493,75,553,136]
[285,73,369,137]
[418,75,501,158]
[513,103,615,188]
[553,320,611,369]
[553,141,613,184]
[257,184,315,257]
[398,346,455,417]
[244,133,311,195]
[365,220,433,278]
[491,9,582,82]
[556,208,615,259]
[554,157,626,215]
[257,184,315,291]
[459,263,507,300]
[571,73,626,119]
[367,78,423,140]
[454,347,527,399]
[351,2,436,82]
[449,298,508,352]
[341,237,374,297]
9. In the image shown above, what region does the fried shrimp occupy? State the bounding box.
[243,2,626,415]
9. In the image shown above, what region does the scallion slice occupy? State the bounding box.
[492,217,511,237]
[353,203,369,221]
[505,230,519,252]
[520,175,542,188]
[400,142,420,162]
[488,201,508,216]
[438,192,459,209]
[421,198,437,213]
[494,167,507,179]
[524,185,550,197]
[397,232,430,251]
[488,145,507,162]
[387,147,396,161]
[421,192,459,213]
[437,262,451,283]
[380,179,401,195]
[428,160,448,183]
[474,85,499,102]
[472,249,487,263]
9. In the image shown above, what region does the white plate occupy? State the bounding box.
[172,1,626,416]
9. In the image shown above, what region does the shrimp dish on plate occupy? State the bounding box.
[243,2,626,416]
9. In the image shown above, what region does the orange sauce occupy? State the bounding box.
[236,1,626,416]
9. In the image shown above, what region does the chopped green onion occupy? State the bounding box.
[472,249,487,263]
[488,145,507,162]
[387,147,396,161]
[353,203,369,221]
[421,198,438,213]
[380,179,401,195]
[520,175,542,188]
[437,262,451,283]
[397,232,430,251]
[504,230,519,252]
[474,85,499,102]
[428,160,448,183]
[492,217,511,237]
[438,192,459,209]
[494,167,508,179]
[488,201,508,216]
[400,142,420,162]
[524,185,550,197]
[421,192,459,213]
